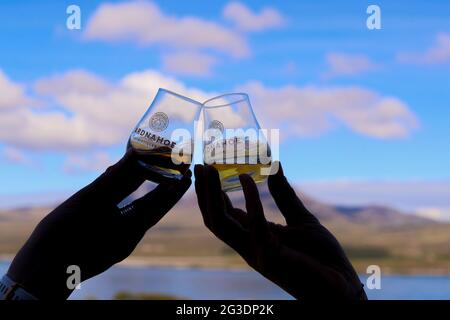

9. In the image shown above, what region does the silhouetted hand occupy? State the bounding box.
[194,164,366,300]
[7,150,191,299]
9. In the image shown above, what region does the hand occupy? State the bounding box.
[194,164,366,300]
[7,150,192,299]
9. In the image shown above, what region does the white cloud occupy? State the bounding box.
[241,82,418,139]
[2,147,34,167]
[162,51,217,76]
[63,152,116,173]
[35,69,111,96]
[0,68,419,154]
[323,53,379,78]
[84,0,249,58]
[223,2,285,32]
[0,69,211,151]
[0,107,122,151]
[397,33,450,64]
[0,69,33,110]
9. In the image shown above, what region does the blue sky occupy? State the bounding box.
[0,0,449,218]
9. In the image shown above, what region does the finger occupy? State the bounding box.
[194,164,211,228]
[220,191,252,228]
[239,174,271,242]
[204,165,247,247]
[122,171,192,231]
[268,162,318,225]
[204,165,227,228]
[221,191,248,225]
[222,191,234,213]
[80,149,146,205]
[228,208,249,228]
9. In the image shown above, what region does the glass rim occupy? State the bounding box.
[202,93,249,109]
[157,88,203,106]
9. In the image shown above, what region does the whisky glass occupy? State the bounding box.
[202,93,272,192]
[128,88,202,183]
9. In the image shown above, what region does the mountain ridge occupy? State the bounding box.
[0,183,436,228]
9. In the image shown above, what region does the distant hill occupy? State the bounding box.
[1,183,449,274]
[171,183,435,229]
[0,185,434,227]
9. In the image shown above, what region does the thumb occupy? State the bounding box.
[121,170,192,232]
[239,174,271,243]
[268,162,318,225]
[79,149,146,205]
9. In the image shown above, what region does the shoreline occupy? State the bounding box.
[3,255,450,276]
[118,256,450,276]
[117,256,249,271]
